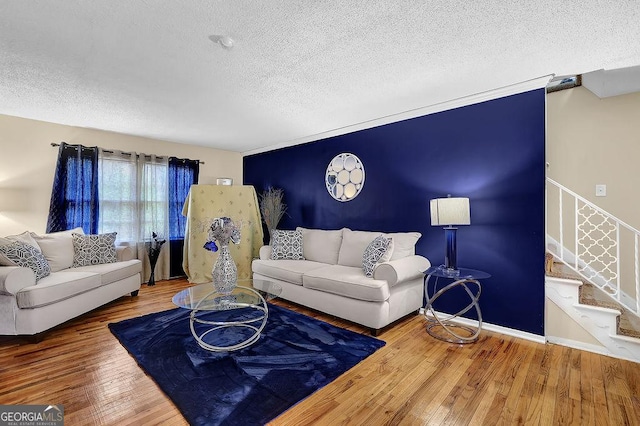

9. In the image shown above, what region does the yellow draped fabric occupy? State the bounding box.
[182,185,264,284]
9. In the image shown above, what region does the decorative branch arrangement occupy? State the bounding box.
[259,187,287,240]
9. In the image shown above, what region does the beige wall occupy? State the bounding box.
[0,114,243,236]
[546,86,640,347]
[547,86,640,296]
[547,86,640,229]
[545,299,603,347]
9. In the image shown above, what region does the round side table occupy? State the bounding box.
[423,266,491,344]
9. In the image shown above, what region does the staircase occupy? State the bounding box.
[546,253,640,362]
[545,178,640,362]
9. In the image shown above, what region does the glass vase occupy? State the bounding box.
[212,244,238,294]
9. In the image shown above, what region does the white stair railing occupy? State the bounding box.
[546,177,640,316]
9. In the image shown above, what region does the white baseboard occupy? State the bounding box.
[419,308,545,344]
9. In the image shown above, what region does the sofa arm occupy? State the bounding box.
[0,266,36,296]
[259,246,272,260]
[116,245,135,262]
[374,255,431,286]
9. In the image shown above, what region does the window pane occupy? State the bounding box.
[98,157,137,243]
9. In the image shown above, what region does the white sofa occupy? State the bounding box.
[252,227,430,334]
[0,228,142,337]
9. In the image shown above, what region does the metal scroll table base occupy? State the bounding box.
[424,276,482,344]
[190,287,269,352]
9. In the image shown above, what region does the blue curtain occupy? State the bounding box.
[168,157,199,277]
[46,143,99,234]
[168,157,199,239]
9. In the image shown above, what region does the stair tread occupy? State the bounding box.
[547,261,584,281]
[619,310,640,339]
[580,282,640,340]
[579,283,620,310]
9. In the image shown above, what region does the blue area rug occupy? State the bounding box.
[109,304,385,426]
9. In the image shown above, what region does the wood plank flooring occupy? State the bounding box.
[0,278,638,425]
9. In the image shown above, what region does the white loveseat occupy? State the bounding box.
[252,227,430,334]
[0,228,142,337]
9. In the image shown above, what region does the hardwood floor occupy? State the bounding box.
[0,278,638,425]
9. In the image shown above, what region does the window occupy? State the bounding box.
[97,153,169,244]
[48,143,199,278]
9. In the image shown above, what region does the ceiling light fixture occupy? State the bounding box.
[208,35,234,50]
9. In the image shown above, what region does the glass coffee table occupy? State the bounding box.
[172,279,282,352]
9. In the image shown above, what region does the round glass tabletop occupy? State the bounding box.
[172,279,282,311]
[424,265,491,280]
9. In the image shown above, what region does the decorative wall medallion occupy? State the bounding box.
[325,153,365,202]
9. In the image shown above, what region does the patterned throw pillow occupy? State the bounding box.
[362,235,393,277]
[0,241,51,281]
[72,232,118,267]
[270,229,305,260]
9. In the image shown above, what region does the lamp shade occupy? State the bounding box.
[430,197,470,226]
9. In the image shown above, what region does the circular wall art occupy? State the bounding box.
[325,153,365,202]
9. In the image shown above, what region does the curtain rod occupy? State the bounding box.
[50,142,205,164]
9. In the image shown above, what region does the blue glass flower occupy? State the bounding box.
[203,240,218,252]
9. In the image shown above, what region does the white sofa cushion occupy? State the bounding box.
[338,229,384,267]
[297,227,344,264]
[116,245,136,262]
[252,259,327,286]
[384,232,421,260]
[31,227,84,272]
[70,259,142,285]
[16,271,102,308]
[303,264,390,302]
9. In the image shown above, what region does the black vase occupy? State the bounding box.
[148,269,156,286]
[148,254,159,286]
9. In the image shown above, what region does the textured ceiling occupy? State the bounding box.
[1,1,639,153]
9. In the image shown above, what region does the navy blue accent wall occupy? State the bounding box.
[244,89,546,335]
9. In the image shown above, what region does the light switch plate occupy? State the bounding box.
[596,184,606,197]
